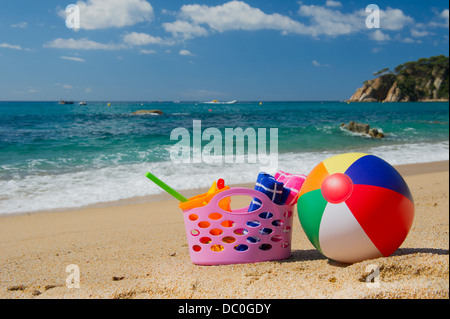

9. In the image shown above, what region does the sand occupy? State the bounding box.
[0,161,448,299]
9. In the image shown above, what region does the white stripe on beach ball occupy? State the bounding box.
[319,202,383,264]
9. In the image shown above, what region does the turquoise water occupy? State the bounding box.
[0,101,448,214]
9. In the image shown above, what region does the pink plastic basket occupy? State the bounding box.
[182,187,295,265]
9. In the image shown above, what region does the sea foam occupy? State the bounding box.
[0,141,448,215]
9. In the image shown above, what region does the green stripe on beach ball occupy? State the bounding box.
[297,189,328,253]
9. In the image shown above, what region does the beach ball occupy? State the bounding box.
[297,153,414,263]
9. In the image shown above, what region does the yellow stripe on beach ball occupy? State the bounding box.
[322,153,368,175]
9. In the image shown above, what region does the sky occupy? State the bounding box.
[0,0,448,101]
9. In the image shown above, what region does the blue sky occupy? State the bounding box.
[0,0,448,101]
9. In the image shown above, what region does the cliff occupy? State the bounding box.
[349,55,449,102]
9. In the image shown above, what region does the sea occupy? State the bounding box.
[0,101,448,215]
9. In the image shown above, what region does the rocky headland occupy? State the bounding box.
[340,121,385,138]
[348,55,449,102]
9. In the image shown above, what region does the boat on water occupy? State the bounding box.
[58,100,74,105]
[79,101,87,105]
[203,100,237,104]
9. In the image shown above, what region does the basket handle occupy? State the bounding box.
[207,187,276,215]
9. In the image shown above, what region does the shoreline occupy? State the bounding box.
[1,160,448,218]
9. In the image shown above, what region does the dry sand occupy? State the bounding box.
[0,161,448,299]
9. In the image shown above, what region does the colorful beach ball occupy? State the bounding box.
[297,153,414,263]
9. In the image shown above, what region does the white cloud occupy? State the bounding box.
[0,43,23,50]
[401,37,416,43]
[61,56,86,62]
[55,83,74,90]
[297,5,412,37]
[312,60,331,67]
[176,1,306,35]
[430,9,449,28]
[371,47,382,54]
[44,38,123,50]
[161,8,176,16]
[139,49,156,55]
[441,9,450,26]
[370,30,391,41]
[45,33,172,52]
[58,0,154,30]
[297,4,364,36]
[380,7,414,30]
[394,34,420,44]
[48,1,431,51]
[11,22,28,28]
[325,1,342,8]
[160,1,418,43]
[163,20,209,40]
[410,29,430,38]
[122,32,174,46]
[179,49,193,56]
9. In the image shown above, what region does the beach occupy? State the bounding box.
[0,160,448,299]
[1,0,449,305]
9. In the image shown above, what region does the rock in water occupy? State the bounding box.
[345,121,370,134]
[341,121,384,138]
[131,109,164,115]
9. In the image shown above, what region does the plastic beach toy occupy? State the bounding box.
[145,172,188,202]
[145,172,230,211]
[182,187,295,265]
[179,180,231,211]
[297,153,415,263]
